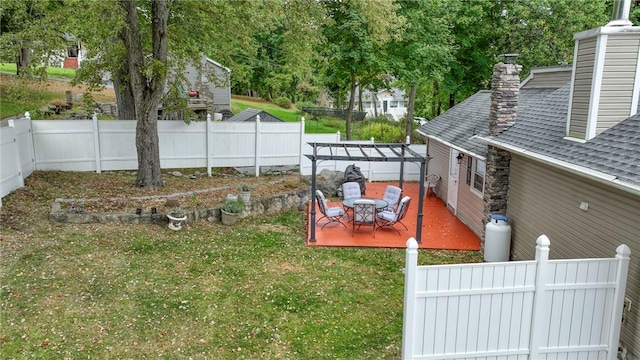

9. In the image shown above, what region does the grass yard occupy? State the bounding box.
[0,170,482,359]
[0,63,76,80]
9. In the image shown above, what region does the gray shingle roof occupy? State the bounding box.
[418,88,555,158]
[419,83,640,187]
[486,84,640,185]
[226,108,284,122]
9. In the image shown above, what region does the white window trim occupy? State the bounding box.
[470,158,485,197]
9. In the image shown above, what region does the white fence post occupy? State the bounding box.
[8,120,25,189]
[402,238,419,360]
[92,112,102,173]
[299,117,305,173]
[206,113,212,176]
[368,137,374,181]
[607,244,631,360]
[529,235,551,358]
[255,114,261,177]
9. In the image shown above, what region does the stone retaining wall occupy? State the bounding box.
[50,188,311,225]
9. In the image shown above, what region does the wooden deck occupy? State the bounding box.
[307,182,481,250]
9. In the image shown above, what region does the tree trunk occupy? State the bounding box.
[346,72,357,140]
[405,84,417,142]
[16,47,30,77]
[122,0,168,189]
[113,64,136,120]
[449,93,455,109]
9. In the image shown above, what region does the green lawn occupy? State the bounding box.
[0,63,76,80]
[0,172,482,359]
[0,74,61,119]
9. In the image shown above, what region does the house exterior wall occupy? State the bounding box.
[520,70,571,89]
[506,155,640,357]
[425,139,484,237]
[597,35,640,135]
[455,156,484,237]
[568,36,597,138]
[182,60,231,111]
[426,139,450,201]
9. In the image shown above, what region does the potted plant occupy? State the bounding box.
[237,183,252,203]
[220,199,245,225]
[167,208,187,230]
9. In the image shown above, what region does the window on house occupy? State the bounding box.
[390,101,398,108]
[363,101,371,108]
[473,159,486,193]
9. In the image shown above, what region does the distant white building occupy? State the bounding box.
[352,87,408,121]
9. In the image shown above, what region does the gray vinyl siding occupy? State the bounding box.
[521,71,571,89]
[596,36,640,135]
[426,139,449,201]
[506,155,640,356]
[206,62,231,108]
[455,156,484,237]
[569,37,597,138]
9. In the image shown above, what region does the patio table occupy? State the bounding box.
[342,198,388,211]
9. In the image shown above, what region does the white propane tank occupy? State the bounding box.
[484,214,512,262]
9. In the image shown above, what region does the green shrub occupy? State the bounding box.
[220,199,245,214]
[273,96,292,109]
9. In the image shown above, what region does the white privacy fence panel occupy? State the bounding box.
[2,114,429,204]
[33,119,97,171]
[402,235,630,360]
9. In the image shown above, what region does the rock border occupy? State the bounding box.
[50,188,311,225]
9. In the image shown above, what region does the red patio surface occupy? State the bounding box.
[307,182,481,250]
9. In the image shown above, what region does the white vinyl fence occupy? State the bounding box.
[402,235,631,360]
[0,113,428,205]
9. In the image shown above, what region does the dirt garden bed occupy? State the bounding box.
[0,168,311,227]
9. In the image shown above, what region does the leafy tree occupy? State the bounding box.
[388,0,455,140]
[442,0,610,110]
[0,0,68,77]
[320,0,405,140]
[69,0,267,188]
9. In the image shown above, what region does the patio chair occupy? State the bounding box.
[381,185,402,211]
[425,173,440,198]
[376,196,411,235]
[342,181,362,219]
[315,190,346,229]
[352,199,376,237]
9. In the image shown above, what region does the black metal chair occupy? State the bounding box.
[376,196,411,235]
[352,199,376,237]
[315,190,346,229]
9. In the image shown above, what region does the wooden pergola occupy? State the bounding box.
[305,142,431,243]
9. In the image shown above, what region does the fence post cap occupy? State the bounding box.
[616,244,631,258]
[406,237,418,250]
[536,234,550,247]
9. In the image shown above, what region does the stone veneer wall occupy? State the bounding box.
[482,61,522,243]
[50,188,311,225]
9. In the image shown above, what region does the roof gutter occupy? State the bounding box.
[477,135,640,197]
[417,129,486,161]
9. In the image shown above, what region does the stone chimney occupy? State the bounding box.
[483,56,522,244]
[489,56,523,135]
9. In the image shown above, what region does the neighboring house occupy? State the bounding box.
[353,87,408,121]
[172,56,232,114]
[225,108,283,122]
[318,87,409,121]
[60,33,87,69]
[418,7,640,358]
